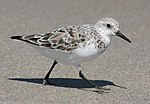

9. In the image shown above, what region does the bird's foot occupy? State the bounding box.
[43,78,55,86]
[94,86,111,94]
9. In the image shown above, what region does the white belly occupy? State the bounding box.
[32,43,106,65]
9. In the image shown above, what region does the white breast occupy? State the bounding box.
[32,41,107,65]
[72,43,98,57]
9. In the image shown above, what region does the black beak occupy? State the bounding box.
[115,30,131,43]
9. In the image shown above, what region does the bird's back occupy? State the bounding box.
[11,24,108,65]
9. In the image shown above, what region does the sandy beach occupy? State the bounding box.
[0,0,150,103]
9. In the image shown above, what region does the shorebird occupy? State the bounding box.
[11,17,131,93]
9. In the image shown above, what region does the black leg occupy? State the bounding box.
[79,70,99,88]
[79,70,110,93]
[43,60,58,85]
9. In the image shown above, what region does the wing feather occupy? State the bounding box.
[11,25,96,53]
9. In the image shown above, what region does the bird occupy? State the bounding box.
[10,17,131,93]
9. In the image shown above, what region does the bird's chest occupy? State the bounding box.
[94,37,109,53]
[72,43,98,57]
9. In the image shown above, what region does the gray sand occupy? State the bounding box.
[0,0,150,104]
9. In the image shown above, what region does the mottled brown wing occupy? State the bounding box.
[38,30,87,52]
[19,25,89,52]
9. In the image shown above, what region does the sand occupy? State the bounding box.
[0,0,150,104]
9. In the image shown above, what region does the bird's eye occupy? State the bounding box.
[106,24,112,28]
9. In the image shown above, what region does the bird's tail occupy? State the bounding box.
[10,35,39,45]
[10,36,23,40]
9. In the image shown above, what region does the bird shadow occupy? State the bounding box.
[8,77,126,89]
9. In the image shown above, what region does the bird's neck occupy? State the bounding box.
[102,35,111,45]
[95,27,111,45]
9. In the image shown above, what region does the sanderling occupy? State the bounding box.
[11,17,131,93]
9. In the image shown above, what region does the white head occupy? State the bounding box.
[95,17,131,43]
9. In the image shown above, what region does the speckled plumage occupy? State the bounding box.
[20,24,104,53]
[11,17,131,92]
[11,17,131,65]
